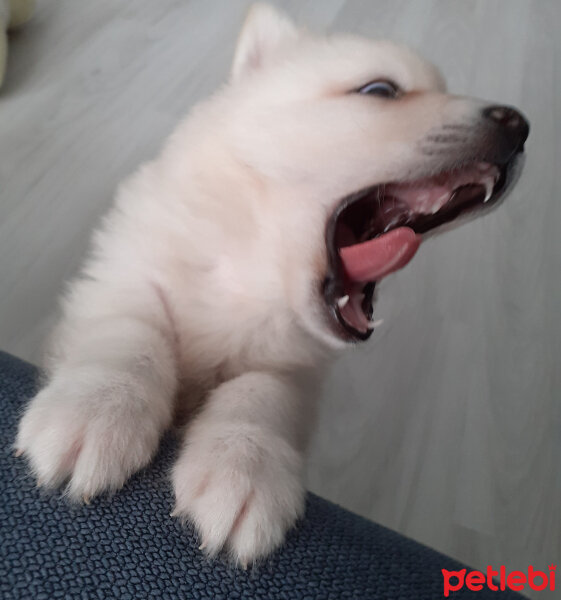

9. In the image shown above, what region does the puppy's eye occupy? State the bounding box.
[357,80,400,99]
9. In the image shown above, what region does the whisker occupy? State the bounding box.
[425,134,468,144]
[441,123,471,131]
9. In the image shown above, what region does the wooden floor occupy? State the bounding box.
[1,1,559,594]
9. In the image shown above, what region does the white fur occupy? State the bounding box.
[16,4,488,564]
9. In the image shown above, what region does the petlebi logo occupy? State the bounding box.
[442,565,556,596]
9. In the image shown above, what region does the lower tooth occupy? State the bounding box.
[368,318,384,329]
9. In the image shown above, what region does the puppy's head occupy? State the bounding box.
[220,4,528,348]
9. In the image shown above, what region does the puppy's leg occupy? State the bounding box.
[16,281,178,500]
[172,371,316,566]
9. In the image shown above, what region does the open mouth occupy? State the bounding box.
[323,154,524,341]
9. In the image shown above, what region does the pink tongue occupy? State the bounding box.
[339,227,421,282]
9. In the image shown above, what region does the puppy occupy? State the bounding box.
[16,3,528,565]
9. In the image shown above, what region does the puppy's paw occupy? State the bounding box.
[16,371,167,500]
[171,422,305,566]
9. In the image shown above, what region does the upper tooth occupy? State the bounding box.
[337,295,349,308]
[484,178,494,202]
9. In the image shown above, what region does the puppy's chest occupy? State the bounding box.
[164,262,305,373]
[174,304,303,373]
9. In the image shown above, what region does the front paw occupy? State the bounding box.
[16,371,167,500]
[171,422,305,566]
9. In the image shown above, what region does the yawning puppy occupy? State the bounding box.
[16,4,528,565]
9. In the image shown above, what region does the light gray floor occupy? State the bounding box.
[1,1,559,594]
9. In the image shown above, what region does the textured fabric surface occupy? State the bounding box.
[0,351,526,599]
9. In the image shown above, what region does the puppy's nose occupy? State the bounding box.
[482,105,529,154]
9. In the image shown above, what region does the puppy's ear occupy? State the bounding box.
[231,3,298,81]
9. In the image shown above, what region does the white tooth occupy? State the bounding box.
[483,178,494,203]
[367,318,384,329]
[337,295,349,308]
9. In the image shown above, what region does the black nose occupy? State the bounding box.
[482,105,529,154]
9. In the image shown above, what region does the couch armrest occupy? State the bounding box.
[0,351,526,599]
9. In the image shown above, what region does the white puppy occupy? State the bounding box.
[16,4,528,565]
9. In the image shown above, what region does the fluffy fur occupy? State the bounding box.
[16,4,519,565]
